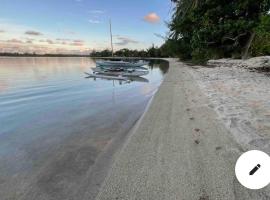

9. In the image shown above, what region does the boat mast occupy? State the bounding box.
[109,19,114,57]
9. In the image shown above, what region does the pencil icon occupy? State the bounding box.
[249,164,261,175]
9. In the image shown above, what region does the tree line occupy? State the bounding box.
[90,45,171,58]
[167,0,270,62]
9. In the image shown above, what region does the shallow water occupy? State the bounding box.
[0,57,168,199]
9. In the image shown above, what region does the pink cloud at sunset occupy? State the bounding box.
[143,12,160,24]
[0,38,89,54]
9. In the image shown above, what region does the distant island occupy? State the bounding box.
[0,52,90,57]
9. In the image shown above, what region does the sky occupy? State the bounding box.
[0,0,173,54]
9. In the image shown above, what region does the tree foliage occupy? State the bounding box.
[90,45,170,58]
[169,0,270,62]
[250,15,270,56]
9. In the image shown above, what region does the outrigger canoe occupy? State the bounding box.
[96,60,149,68]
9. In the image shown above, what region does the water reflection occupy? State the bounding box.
[86,76,149,85]
[0,57,168,200]
[0,57,96,94]
[148,60,169,75]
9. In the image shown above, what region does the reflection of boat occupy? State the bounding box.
[128,76,149,83]
[92,67,149,77]
[85,72,129,81]
[96,60,149,68]
[84,72,149,83]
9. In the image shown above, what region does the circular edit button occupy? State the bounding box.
[235,150,270,189]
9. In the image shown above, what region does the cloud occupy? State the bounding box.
[46,39,55,44]
[24,37,35,41]
[0,39,89,54]
[6,39,23,43]
[38,38,85,46]
[0,30,5,33]
[89,10,105,14]
[70,39,85,46]
[56,38,72,42]
[25,30,43,36]
[73,39,84,43]
[88,19,101,24]
[70,43,84,46]
[143,12,160,24]
[0,23,89,54]
[115,36,139,46]
[0,41,52,54]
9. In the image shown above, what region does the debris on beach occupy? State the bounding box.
[194,139,200,144]
[207,56,270,70]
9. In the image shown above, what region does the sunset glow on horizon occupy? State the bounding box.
[0,0,171,54]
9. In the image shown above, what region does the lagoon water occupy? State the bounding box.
[0,57,168,199]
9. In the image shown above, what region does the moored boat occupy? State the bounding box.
[96,60,149,68]
[98,65,148,71]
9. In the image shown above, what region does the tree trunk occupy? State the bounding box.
[242,32,255,60]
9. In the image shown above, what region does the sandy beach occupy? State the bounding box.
[189,64,270,154]
[96,59,270,200]
[1,58,270,199]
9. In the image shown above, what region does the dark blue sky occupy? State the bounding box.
[0,0,172,54]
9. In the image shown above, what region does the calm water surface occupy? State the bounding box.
[0,57,168,199]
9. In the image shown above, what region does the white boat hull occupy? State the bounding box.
[96,60,149,68]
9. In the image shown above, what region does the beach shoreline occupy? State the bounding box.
[79,89,158,200]
[96,59,270,200]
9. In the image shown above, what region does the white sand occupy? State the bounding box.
[189,65,270,154]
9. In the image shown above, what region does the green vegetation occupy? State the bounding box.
[250,15,270,56]
[168,0,270,63]
[90,45,170,58]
